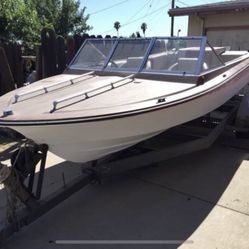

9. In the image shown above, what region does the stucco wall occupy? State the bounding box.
[204,12,249,28]
[187,11,249,50]
[188,15,204,36]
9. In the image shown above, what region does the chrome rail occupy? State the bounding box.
[50,74,135,113]
[14,71,95,103]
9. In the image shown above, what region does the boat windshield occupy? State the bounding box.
[144,38,203,74]
[69,37,224,75]
[105,39,151,71]
[72,39,116,69]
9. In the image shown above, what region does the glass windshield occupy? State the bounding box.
[202,43,224,71]
[71,39,116,69]
[106,39,151,71]
[69,37,224,75]
[143,38,202,74]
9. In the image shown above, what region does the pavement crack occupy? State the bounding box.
[126,173,249,217]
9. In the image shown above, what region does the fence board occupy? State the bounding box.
[0,47,15,95]
[66,37,75,65]
[56,36,66,74]
[36,46,43,81]
[41,28,57,78]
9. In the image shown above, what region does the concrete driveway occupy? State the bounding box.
[1,143,249,249]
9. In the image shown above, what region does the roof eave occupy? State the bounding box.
[168,3,249,17]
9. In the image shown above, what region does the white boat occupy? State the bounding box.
[0,36,249,163]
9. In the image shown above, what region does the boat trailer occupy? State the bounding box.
[0,97,247,242]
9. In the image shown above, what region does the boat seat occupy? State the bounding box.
[148,52,177,70]
[122,57,143,69]
[175,57,198,73]
[221,51,248,62]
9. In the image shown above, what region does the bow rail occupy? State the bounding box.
[14,71,95,103]
[50,74,135,113]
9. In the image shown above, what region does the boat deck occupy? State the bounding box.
[0,73,196,121]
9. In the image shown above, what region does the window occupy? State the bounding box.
[71,40,116,69]
[106,39,151,71]
[143,38,202,74]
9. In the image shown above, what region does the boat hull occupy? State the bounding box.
[8,65,249,163]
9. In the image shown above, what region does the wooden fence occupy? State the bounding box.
[0,29,114,96]
[0,42,24,95]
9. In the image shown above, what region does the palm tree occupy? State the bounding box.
[114,21,121,37]
[136,31,141,38]
[141,22,147,37]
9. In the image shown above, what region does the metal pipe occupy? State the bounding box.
[171,0,175,37]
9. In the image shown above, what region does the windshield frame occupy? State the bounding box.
[68,36,221,76]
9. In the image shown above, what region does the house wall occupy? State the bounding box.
[187,11,249,50]
[188,15,204,36]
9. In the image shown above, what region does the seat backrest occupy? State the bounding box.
[122,56,143,69]
[149,52,177,70]
[177,57,198,73]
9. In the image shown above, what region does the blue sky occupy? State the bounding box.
[80,0,230,37]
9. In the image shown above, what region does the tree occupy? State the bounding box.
[32,0,60,29]
[0,0,91,51]
[114,21,121,37]
[34,0,91,37]
[0,0,42,49]
[130,32,141,38]
[141,22,147,37]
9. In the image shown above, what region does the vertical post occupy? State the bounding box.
[171,0,175,37]
[36,46,43,81]
[56,36,66,74]
[73,34,84,54]
[0,47,15,96]
[13,44,24,88]
[35,144,48,199]
[66,37,75,65]
[41,28,57,78]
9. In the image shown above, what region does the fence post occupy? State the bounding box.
[81,33,89,47]
[66,37,75,65]
[12,44,24,88]
[1,43,24,88]
[36,45,43,81]
[41,28,57,78]
[56,36,66,74]
[0,47,15,96]
[73,34,84,54]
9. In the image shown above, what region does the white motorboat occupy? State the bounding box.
[0,36,249,163]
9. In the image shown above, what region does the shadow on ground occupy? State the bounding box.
[0,143,246,249]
